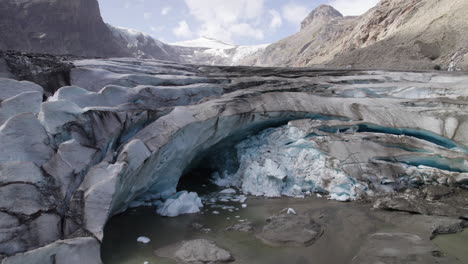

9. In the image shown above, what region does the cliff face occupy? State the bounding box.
[246,0,468,71]
[0,0,127,57]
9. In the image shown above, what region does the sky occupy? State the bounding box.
[98,0,379,46]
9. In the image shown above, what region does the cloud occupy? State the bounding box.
[281,3,310,26]
[269,10,282,29]
[328,0,379,16]
[173,20,193,38]
[161,6,172,16]
[183,0,265,42]
[229,23,264,40]
[150,26,165,32]
[143,12,152,21]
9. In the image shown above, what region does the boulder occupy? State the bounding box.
[351,232,461,264]
[155,239,234,263]
[257,212,323,247]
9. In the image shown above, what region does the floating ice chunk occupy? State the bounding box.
[316,194,323,198]
[238,195,247,203]
[219,188,237,194]
[137,236,151,244]
[241,204,247,208]
[156,191,203,217]
[329,193,351,202]
[143,261,149,264]
[287,208,297,215]
[212,211,220,214]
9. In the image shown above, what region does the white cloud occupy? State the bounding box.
[282,3,310,26]
[328,0,379,16]
[184,0,265,42]
[269,10,282,29]
[150,26,165,32]
[230,23,264,40]
[143,12,152,21]
[173,20,193,38]
[161,6,172,16]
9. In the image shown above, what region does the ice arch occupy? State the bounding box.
[78,91,468,240]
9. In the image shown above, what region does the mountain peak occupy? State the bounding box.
[301,5,343,30]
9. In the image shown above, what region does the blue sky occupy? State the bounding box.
[98,0,379,45]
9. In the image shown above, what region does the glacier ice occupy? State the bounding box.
[213,125,369,201]
[156,191,203,217]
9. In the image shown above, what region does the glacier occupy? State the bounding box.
[211,124,370,200]
[1,56,467,263]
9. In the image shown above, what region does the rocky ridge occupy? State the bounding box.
[245,0,468,71]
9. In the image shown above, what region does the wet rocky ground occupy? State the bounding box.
[102,186,468,264]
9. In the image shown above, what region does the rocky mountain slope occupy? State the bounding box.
[0,0,187,61]
[246,0,468,71]
[107,25,182,61]
[0,0,126,57]
[0,0,265,65]
[0,53,467,263]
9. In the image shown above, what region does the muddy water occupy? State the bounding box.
[433,229,468,264]
[101,196,384,264]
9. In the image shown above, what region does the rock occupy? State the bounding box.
[257,212,322,247]
[0,51,73,96]
[424,185,453,201]
[1,237,101,264]
[301,5,342,30]
[351,232,461,264]
[157,191,203,217]
[155,239,234,264]
[225,221,254,233]
[373,188,468,218]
